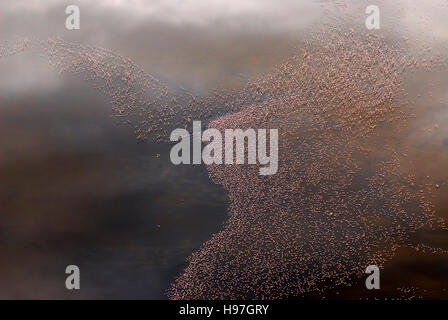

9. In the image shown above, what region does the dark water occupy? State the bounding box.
[0,77,230,299]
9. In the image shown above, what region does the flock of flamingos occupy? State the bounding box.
[1,2,448,299]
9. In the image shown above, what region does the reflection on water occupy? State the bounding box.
[0,0,448,299]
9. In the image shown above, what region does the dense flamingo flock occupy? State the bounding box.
[166,28,448,299]
[1,21,447,299]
